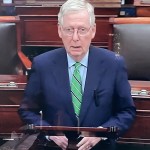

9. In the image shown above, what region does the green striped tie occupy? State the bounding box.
[71,62,82,117]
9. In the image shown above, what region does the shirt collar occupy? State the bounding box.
[67,51,89,68]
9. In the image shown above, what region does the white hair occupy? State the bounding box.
[58,0,95,26]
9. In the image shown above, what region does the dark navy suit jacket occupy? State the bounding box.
[18,46,136,136]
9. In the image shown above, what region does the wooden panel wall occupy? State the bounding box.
[16,6,119,48]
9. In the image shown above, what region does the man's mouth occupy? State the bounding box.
[71,46,81,48]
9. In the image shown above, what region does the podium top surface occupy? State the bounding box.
[27,125,118,133]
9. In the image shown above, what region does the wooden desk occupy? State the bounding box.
[134,0,150,16]
[0,75,26,136]
[118,80,150,146]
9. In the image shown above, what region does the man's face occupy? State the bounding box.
[58,10,96,61]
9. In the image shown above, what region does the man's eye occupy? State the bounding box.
[79,28,86,32]
[66,28,73,32]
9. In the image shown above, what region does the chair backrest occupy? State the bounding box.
[0,16,21,74]
[109,17,150,81]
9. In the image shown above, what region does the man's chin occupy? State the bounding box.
[71,52,82,57]
[70,53,84,61]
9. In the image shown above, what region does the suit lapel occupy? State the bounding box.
[50,47,107,126]
[79,47,106,125]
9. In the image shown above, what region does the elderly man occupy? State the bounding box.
[19,0,136,150]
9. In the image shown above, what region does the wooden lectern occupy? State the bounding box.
[24,125,118,150]
[0,125,118,150]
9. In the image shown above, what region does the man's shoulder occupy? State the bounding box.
[34,47,65,61]
[91,46,120,58]
[90,46,124,65]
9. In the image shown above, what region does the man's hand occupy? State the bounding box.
[49,135,68,150]
[77,137,101,150]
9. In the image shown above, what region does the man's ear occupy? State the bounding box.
[91,24,96,39]
[58,25,62,38]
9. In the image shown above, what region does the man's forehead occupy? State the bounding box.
[62,11,90,26]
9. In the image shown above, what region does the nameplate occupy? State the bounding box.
[0,82,17,88]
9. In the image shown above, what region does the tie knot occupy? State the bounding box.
[74,62,81,69]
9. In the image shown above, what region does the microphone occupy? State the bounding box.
[94,89,99,107]
[40,111,43,129]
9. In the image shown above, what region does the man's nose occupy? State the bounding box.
[72,29,79,41]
